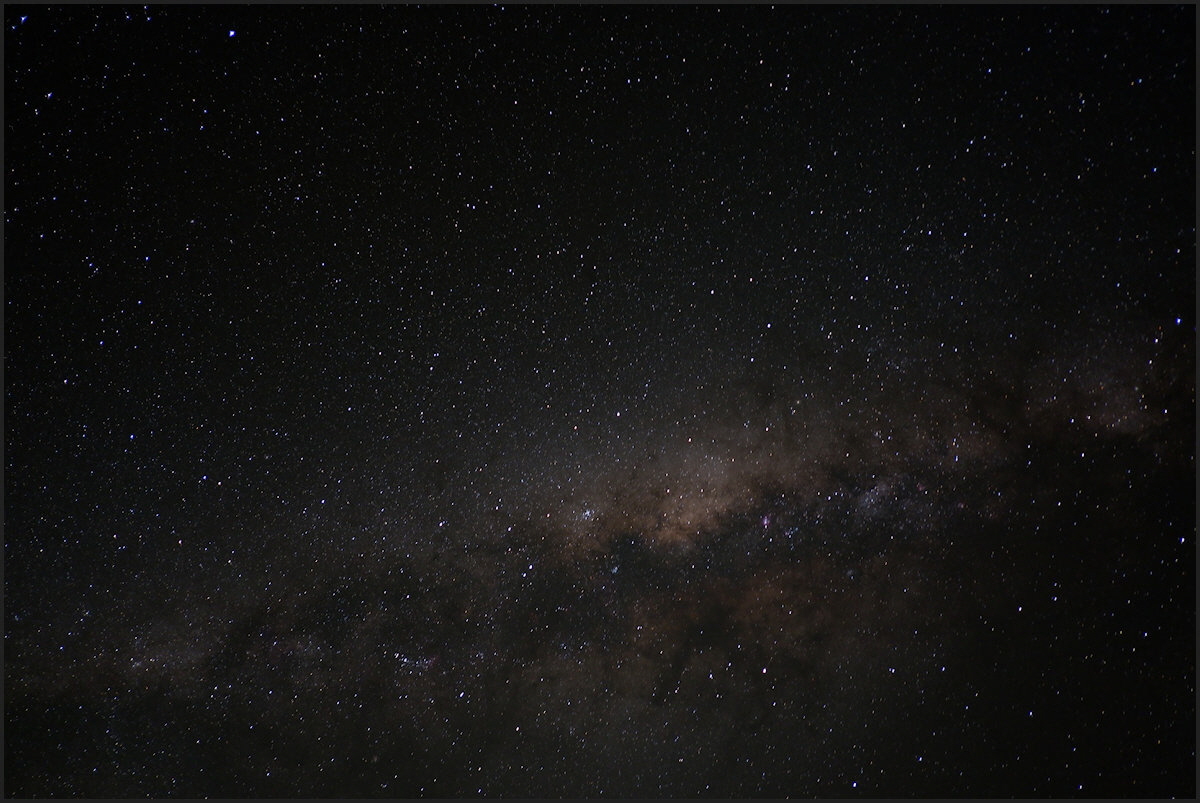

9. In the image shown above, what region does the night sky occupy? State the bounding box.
[4,5,1196,797]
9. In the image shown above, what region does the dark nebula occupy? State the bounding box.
[4,5,1195,797]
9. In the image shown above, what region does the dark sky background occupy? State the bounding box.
[4,4,1196,797]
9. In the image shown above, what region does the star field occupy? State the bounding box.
[4,5,1196,797]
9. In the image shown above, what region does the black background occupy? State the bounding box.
[5,5,1195,797]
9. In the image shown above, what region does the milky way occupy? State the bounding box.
[5,5,1195,797]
